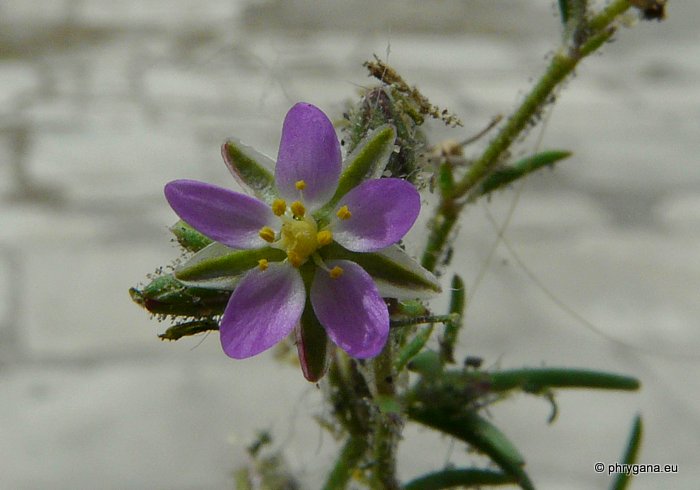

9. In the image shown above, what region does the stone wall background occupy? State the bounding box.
[1,1,699,488]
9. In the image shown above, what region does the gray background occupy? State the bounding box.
[1,1,698,488]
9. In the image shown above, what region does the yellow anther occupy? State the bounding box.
[317,230,333,246]
[287,251,303,268]
[336,205,352,220]
[258,226,276,243]
[272,198,287,216]
[329,266,344,279]
[295,180,306,190]
[257,259,269,271]
[291,200,306,217]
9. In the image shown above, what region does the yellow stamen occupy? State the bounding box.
[258,226,276,243]
[272,198,287,216]
[291,200,306,217]
[317,230,333,246]
[329,266,344,279]
[295,180,306,190]
[336,205,352,220]
[257,259,269,271]
[287,251,303,268]
[280,216,318,267]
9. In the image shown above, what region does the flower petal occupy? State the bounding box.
[310,260,389,358]
[333,178,420,252]
[165,179,275,249]
[275,103,341,209]
[220,263,305,359]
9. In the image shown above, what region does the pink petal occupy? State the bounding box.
[310,260,389,358]
[165,180,274,249]
[333,178,420,252]
[220,263,305,359]
[275,103,341,209]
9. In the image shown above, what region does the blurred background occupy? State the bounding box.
[1,0,699,488]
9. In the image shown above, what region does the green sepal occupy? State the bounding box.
[478,150,572,196]
[403,468,515,490]
[317,125,396,215]
[129,274,229,317]
[296,262,331,382]
[221,139,277,204]
[321,243,441,299]
[611,414,643,490]
[175,242,286,288]
[170,219,213,253]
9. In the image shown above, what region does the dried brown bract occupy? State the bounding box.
[364,55,462,127]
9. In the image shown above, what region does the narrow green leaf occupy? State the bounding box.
[407,350,443,378]
[395,326,433,372]
[403,468,515,490]
[320,125,396,212]
[158,319,219,340]
[558,0,570,24]
[376,394,402,414]
[221,139,277,204]
[611,414,643,490]
[486,368,640,393]
[478,150,572,196]
[175,242,286,286]
[322,243,441,299]
[440,274,466,363]
[170,219,212,253]
[322,437,369,490]
[407,408,533,490]
[562,0,589,47]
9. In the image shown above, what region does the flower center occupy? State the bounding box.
[258,181,339,268]
[280,216,319,267]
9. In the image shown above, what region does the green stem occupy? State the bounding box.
[420,0,631,273]
[453,53,573,198]
[371,341,401,489]
[420,200,459,272]
[322,355,374,489]
[440,274,466,363]
[390,313,458,329]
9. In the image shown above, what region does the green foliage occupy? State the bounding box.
[611,415,644,490]
[130,2,665,487]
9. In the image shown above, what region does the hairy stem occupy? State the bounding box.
[421,0,630,273]
[370,340,401,489]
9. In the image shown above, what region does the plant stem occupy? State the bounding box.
[420,0,631,273]
[322,355,373,489]
[370,340,401,489]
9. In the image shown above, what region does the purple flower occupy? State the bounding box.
[164,103,422,361]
